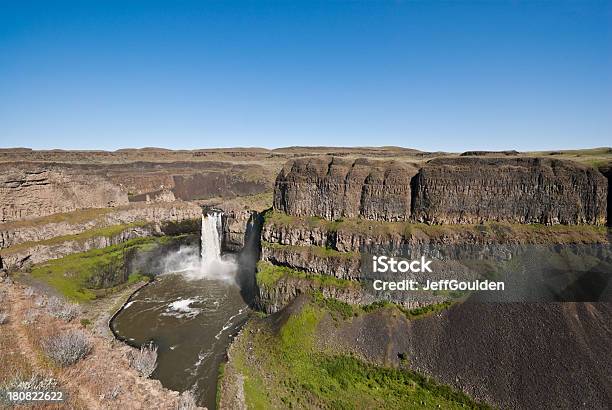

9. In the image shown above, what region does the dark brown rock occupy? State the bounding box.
[412,157,607,225]
[274,157,417,221]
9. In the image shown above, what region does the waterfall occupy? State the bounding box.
[201,211,223,266]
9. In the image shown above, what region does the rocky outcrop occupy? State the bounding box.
[0,201,202,249]
[255,274,368,314]
[460,150,520,156]
[274,157,418,221]
[0,225,157,270]
[274,156,608,226]
[221,209,258,252]
[599,164,612,227]
[171,170,268,201]
[129,188,176,203]
[261,243,361,280]
[412,157,607,225]
[255,213,610,312]
[0,163,128,223]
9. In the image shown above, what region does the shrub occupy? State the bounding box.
[42,329,92,366]
[0,312,8,324]
[177,390,198,410]
[131,343,158,378]
[46,297,80,322]
[1,374,58,405]
[22,309,39,325]
[4,374,57,391]
[102,385,122,401]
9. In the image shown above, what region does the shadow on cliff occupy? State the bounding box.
[234,210,266,306]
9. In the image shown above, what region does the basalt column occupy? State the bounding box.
[411,157,608,225]
[274,156,418,221]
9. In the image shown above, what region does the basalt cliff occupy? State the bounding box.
[274,157,417,221]
[228,154,612,410]
[258,155,610,313]
[274,156,608,226]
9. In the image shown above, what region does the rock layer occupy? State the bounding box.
[0,225,156,270]
[274,156,608,225]
[413,157,607,225]
[0,201,202,249]
[0,163,128,223]
[274,157,417,221]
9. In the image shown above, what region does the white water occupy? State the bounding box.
[201,212,223,265]
[154,211,237,282]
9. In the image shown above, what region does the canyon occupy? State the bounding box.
[1,146,611,409]
[227,148,611,409]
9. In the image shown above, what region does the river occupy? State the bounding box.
[111,272,249,409]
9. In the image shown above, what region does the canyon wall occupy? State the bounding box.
[0,202,202,271]
[260,155,610,312]
[274,156,609,226]
[0,163,128,223]
[412,157,608,225]
[221,209,258,252]
[600,165,612,227]
[0,225,157,270]
[0,202,201,249]
[274,157,418,221]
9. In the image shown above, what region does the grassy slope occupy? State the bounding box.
[256,260,357,289]
[229,297,491,409]
[1,222,150,255]
[315,294,454,321]
[26,236,172,302]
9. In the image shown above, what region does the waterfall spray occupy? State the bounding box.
[158,209,236,281]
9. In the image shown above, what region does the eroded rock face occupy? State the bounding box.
[0,202,202,249]
[254,275,369,314]
[599,164,612,227]
[261,244,361,280]
[274,157,418,221]
[274,156,608,225]
[221,209,257,252]
[412,157,608,225]
[0,164,128,223]
[0,225,157,270]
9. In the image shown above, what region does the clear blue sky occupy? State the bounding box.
[1,1,610,152]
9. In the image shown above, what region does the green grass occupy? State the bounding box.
[216,362,226,409]
[127,272,147,284]
[0,207,116,230]
[313,291,356,320]
[229,300,491,409]
[256,261,357,289]
[28,236,166,302]
[311,293,454,321]
[2,222,151,256]
[233,349,271,410]
[362,299,454,320]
